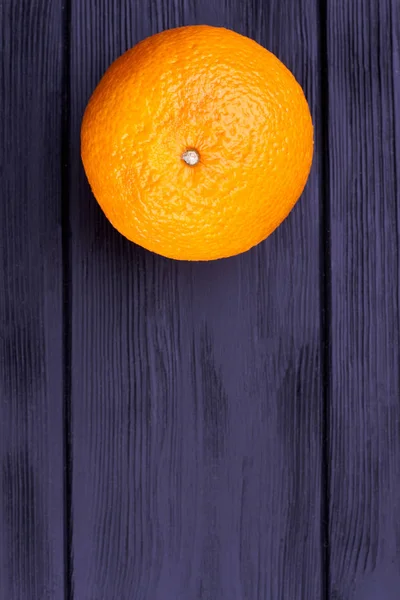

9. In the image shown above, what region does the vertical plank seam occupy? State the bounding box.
[318,0,331,598]
[390,3,400,429]
[391,1,400,335]
[61,0,73,598]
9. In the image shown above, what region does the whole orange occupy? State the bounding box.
[81,25,313,261]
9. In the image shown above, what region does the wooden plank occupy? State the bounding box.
[326,0,400,597]
[0,2,65,598]
[69,0,323,597]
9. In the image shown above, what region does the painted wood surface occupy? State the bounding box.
[1,0,400,599]
[0,1,65,598]
[69,1,322,599]
[326,1,400,599]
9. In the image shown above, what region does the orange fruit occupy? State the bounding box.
[81,25,313,261]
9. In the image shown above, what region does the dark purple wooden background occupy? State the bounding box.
[1,1,399,599]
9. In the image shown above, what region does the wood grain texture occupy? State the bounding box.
[327,0,400,598]
[69,0,323,598]
[0,2,65,599]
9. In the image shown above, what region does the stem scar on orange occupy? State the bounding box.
[81,25,313,261]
